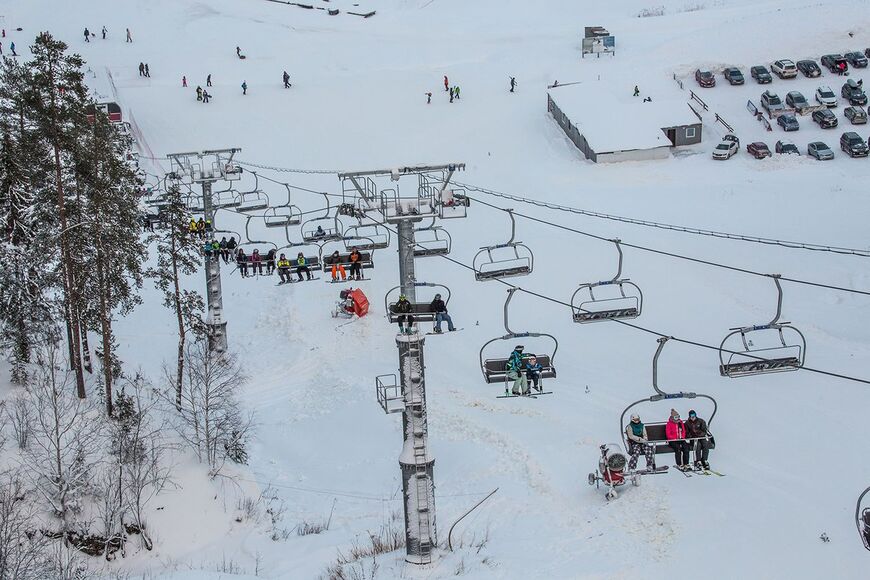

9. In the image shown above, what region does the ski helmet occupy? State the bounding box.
[630,413,640,422]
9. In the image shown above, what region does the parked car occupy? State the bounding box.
[840,131,869,157]
[796,59,822,77]
[786,91,809,111]
[821,54,849,74]
[807,141,834,160]
[772,59,798,78]
[761,90,785,114]
[712,137,739,160]
[842,78,868,105]
[845,51,869,68]
[815,85,838,107]
[845,106,868,124]
[723,67,744,85]
[812,108,838,128]
[777,113,799,131]
[751,65,773,84]
[695,68,715,87]
[747,142,772,158]
[866,48,870,59]
[775,140,800,154]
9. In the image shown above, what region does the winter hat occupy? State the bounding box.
[630,413,640,422]
[670,408,680,419]
[688,410,697,418]
[514,345,524,351]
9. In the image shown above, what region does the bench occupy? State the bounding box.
[719,356,800,377]
[278,256,320,271]
[637,422,716,455]
[573,306,639,323]
[322,252,373,272]
[387,302,440,323]
[475,264,531,281]
[482,354,555,384]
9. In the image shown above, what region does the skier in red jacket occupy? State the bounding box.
[666,409,690,471]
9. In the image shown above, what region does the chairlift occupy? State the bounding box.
[301,193,343,242]
[384,283,451,324]
[343,223,390,250]
[479,288,558,390]
[620,337,717,456]
[212,184,241,209]
[413,221,452,257]
[718,275,807,377]
[234,216,278,268]
[320,239,374,273]
[237,172,270,212]
[571,239,643,323]
[379,183,437,223]
[473,209,533,281]
[437,187,469,219]
[276,230,322,270]
[264,206,302,228]
[184,194,205,214]
[857,486,870,551]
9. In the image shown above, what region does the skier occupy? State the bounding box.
[625,414,655,471]
[236,249,249,277]
[226,236,238,259]
[84,28,90,42]
[348,247,363,280]
[210,238,220,256]
[196,217,206,238]
[219,236,229,263]
[633,85,640,97]
[525,355,543,393]
[139,62,145,77]
[236,46,242,58]
[202,240,213,258]
[426,92,432,104]
[0,42,3,55]
[277,253,293,284]
[443,75,449,92]
[182,75,187,87]
[510,76,516,92]
[283,70,291,88]
[206,73,212,87]
[102,26,107,39]
[196,86,203,101]
[449,87,454,103]
[295,252,313,281]
[126,28,132,42]
[250,249,263,276]
[666,409,690,471]
[506,345,529,396]
[430,293,455,333]
[144,63,150,78]
[265,248,277,275]
[188,219,198,236]
[328,250,347,282]
[454,85,461,100]
[9,42,15,57]
[685,409,711,470]
[394,295,415,334]
[241,81,247,95]
[202,90,211,103]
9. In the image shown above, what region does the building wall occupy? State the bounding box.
[596,146,670,163]
[668,122,702,146]
[548,94,595,161]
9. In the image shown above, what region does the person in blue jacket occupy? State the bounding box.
[525,355,543,393]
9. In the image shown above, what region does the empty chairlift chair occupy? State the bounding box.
[479,288,558,396]
[473,209,533,281]
[237,172,270,212]
[719,274,807,377]
[344,223,390,250]
[413,221,452,257]
[263,183,302,227]
[572,239,643,323]
[384,283,451,325]
[857,486,870,551]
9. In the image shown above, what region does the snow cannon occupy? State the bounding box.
[588,444,637,500]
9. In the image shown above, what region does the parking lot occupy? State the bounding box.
[680,58,870,160]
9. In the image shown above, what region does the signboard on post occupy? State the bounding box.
[582,26,615,58]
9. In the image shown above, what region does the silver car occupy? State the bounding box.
[808,141,834,160]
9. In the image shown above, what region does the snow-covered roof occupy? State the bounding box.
[549,84,698,153]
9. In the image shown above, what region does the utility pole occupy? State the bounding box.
[166,149,242,353]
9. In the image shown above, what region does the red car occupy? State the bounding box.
[747,142,772,158]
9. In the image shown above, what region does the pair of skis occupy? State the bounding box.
[675,465,725,477]
[497,389,553,399]
[277,276,319,285]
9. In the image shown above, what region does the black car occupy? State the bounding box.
[842,78,868,106]
[775,140,800,154]
[785,91,809,110]
[777,114,800,131]
[845,106,868,124]
[723,67,744,85]
[751,65,773,84]
[840,131,869,157]
[821,54,849,74]
[845,51,869,68]
[812,108,838,128]
[796,59,821,77]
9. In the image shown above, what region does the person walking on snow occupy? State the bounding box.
[507,345,529,396]
[207,73,212,87]
[138,62,145,77]
[685,409,711,470]
[182,75,187,87]
[283,71,291,88]
[236,46,242,58]
[666,409,691,470]
[241,81,247,95]
[633,85,640,97]
[625,414,655,471]
[196,86,203,101]
[9,42,15,56]
[443,75,449,92]
[126,28,132,42]
[144,63,150,77]
[510,76,516,92]
[426,92,432,104]
[431,293,455,333]
[84,28,91,42]
[102,26,107,39]
[454,85,461,100]
[449,87,454,103]
[202,90,211,103]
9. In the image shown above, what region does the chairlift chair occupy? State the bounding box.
[479,288,558,390]
[572,239,643,323]
[320,240,374,273]
[473,209,533,281]
[276,238,322,271]
[379,184,437,223]
[857,486,870,551]
[236,172,270,212]
[184,194,205,214]
[264,206,302,228]
[343,223,390,250]
[620,337,717,456]
[413,222,452,257]
[719,275,807,377]
[438,187,469,219]
[384,283,451,324]
[301,193,343,243]
[212,185,242,209]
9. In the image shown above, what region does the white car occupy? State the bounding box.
[772,59,798,79]
[815,85,838,107]
[712,139,738,160]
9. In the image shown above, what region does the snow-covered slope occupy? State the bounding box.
[5,0,870,577]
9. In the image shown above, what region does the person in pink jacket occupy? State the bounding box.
[666,409,691,471]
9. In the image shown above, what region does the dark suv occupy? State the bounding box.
[812,108,838,128]
[845,51,869,68]
[821,54,849,74]
[751,65,773,84]
[842,78,868,105]
[797,59,821,77]
[840,131,869,157]
[723,67,744,85]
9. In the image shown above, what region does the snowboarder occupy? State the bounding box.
[525,355,543,393]
[506,345,529,395]
[685,409,711,470]
[139,62,145,77]
[9,42,15,57]
[84,28,90,42]
[443,75,449,92]
[625,413,655,470]
[454,85,461,100]
[102,26,107,39]
[250,249,263,276]
[510,76,516,92]
[348,247,363,280]
[329,250,347,282]
[144,63,150,78]
[431,293,455,333]
[295,252,313,281]
[236,46,243,58]
[283,70,291,88]
[182,75,187,87]
[196,86,203,101]
[219,237,229,263]
[426,92,432,104]
[666,409,690,470]
[241,81,247,95]
[449,87,454,103]
[633,85,640,97]
[265,248,277,275]
[206,73,212,87]
[394,295,415,334]
[126,28,132,42]
[277,254,293,284]
[236,249,249,277]
[202,90,211,103]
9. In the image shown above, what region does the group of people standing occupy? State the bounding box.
[625,409,712,472]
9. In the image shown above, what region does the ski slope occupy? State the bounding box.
[5,0,870,577]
